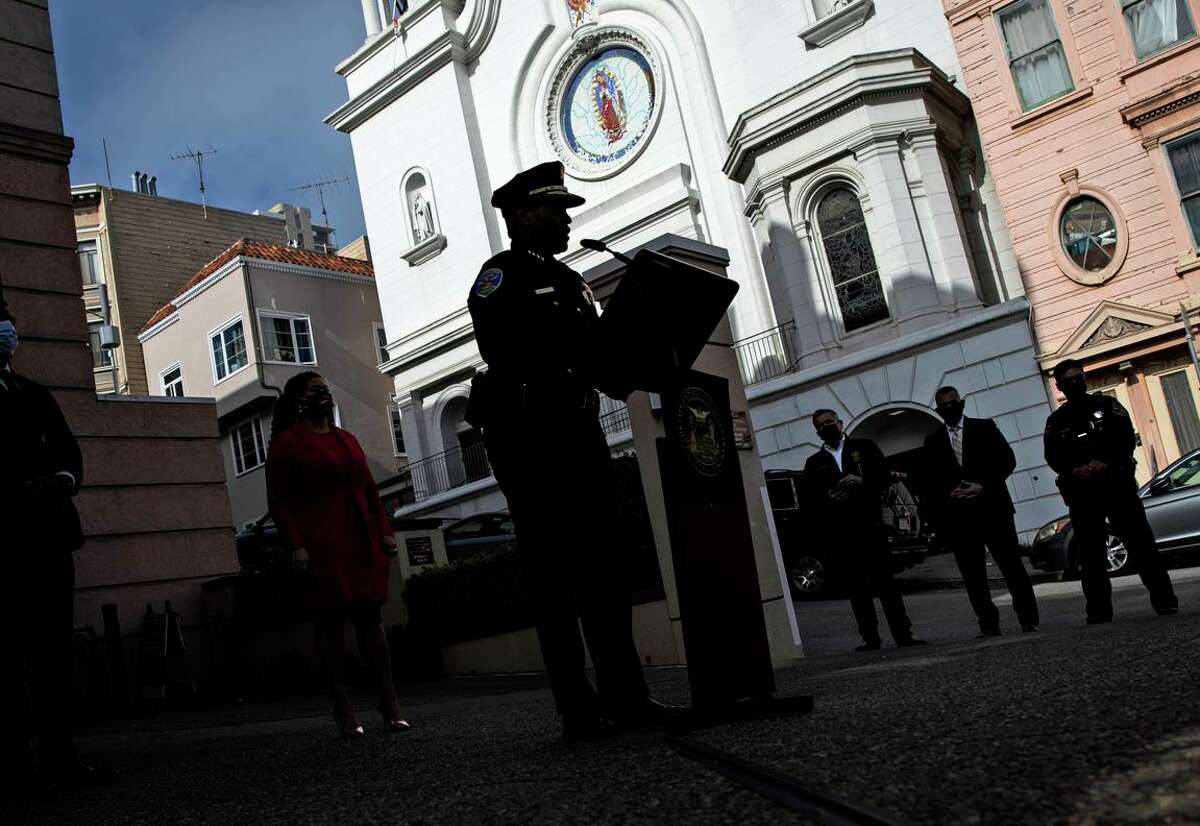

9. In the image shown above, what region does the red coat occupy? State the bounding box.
[266,425,393,609]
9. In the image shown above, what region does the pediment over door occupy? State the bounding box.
[1052,300,1176,358]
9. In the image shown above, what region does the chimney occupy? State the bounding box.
[269,202,315,250]
[130,172,158,195]
[297,205,314,251]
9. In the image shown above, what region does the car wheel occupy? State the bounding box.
[1105,534,1131,576]
[789,555,829,599]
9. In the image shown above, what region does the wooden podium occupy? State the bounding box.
[598,246,811,727]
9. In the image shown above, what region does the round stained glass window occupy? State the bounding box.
[548,31,662,179]
[1060,197,1118,272]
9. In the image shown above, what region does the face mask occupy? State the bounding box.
[1059,375,1088,400]
[817,424,841,444]
[0,321,18,361]
[936,399,965,424]
[302,387,332,411]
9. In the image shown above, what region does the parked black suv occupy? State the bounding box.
[765,468,934,599]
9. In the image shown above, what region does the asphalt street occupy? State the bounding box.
[7,564,1200,825]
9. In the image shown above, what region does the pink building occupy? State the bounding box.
[944,0,1200,479]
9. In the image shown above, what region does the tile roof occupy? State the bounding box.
[140,239,375,334]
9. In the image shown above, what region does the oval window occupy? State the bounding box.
[1060,197,1118,272]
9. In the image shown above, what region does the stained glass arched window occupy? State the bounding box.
[816,187,888,332]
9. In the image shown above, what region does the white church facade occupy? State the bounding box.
[330,0,1063,537]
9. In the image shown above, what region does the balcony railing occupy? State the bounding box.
[406,440,493,503]
[733,321,797,387]
[403,403,632,504]
[599,403,631,437]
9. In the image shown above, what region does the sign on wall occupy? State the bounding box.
[406,536,435,567]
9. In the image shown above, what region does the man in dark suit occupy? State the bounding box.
[923,386,1039,636]
[804,409,925,651]
[0,302,115,792]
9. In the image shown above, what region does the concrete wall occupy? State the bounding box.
[0,0,238,675]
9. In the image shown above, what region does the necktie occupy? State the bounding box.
[949,425,963,466]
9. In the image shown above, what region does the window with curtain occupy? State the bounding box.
[997,0,1074,111]
[78,240,102,285]
[261,314,315,365]
[1167,132,1200,246]
[1161,370,1200,454]
[1122,0,1195,59]
[816,187,888,332]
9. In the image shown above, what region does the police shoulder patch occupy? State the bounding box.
[474,268,504,298]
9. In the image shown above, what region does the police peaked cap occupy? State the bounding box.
[490,161,586,210]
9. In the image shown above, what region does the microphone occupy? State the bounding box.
[581,238,635,266]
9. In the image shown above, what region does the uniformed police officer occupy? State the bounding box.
[1043,358,1179,623]
[466,162,672,742]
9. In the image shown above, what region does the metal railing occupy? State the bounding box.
[732,321,797,387]
[599,403,631,437]
[406,440,493,503]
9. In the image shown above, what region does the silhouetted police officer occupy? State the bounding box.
[1044,359,1178,623]
[466,162,672,742]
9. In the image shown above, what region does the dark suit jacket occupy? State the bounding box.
[803,437,889,538]
[1,371,84,551]
[922,416,1015,525]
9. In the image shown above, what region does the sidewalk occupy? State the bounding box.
[8,593,1200,824]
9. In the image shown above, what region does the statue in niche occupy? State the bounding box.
[411,190,434,242]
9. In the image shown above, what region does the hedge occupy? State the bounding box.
[402,542,534,646]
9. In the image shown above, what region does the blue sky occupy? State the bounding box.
[52,0,369,242]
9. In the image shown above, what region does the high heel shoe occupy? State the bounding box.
[378,702,411,732]
[334,707,365,738]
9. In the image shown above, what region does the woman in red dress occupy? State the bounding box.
[266,371,408,737]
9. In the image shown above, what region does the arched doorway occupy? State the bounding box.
[848,406,943,473]
[440,397,488,488]
[848,406,944,541]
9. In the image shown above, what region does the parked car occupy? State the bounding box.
[442,511,515,564]
[765,468,933,600]
[1028,448,1200,578]
[235,510,518,572]
[235,513,289,574]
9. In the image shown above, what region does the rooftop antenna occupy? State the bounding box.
[170,145,218,218]
[102,137,114,190]
[287,173,349,234]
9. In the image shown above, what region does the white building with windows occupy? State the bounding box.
[332,0,1064,536]
[138,239,406,529]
